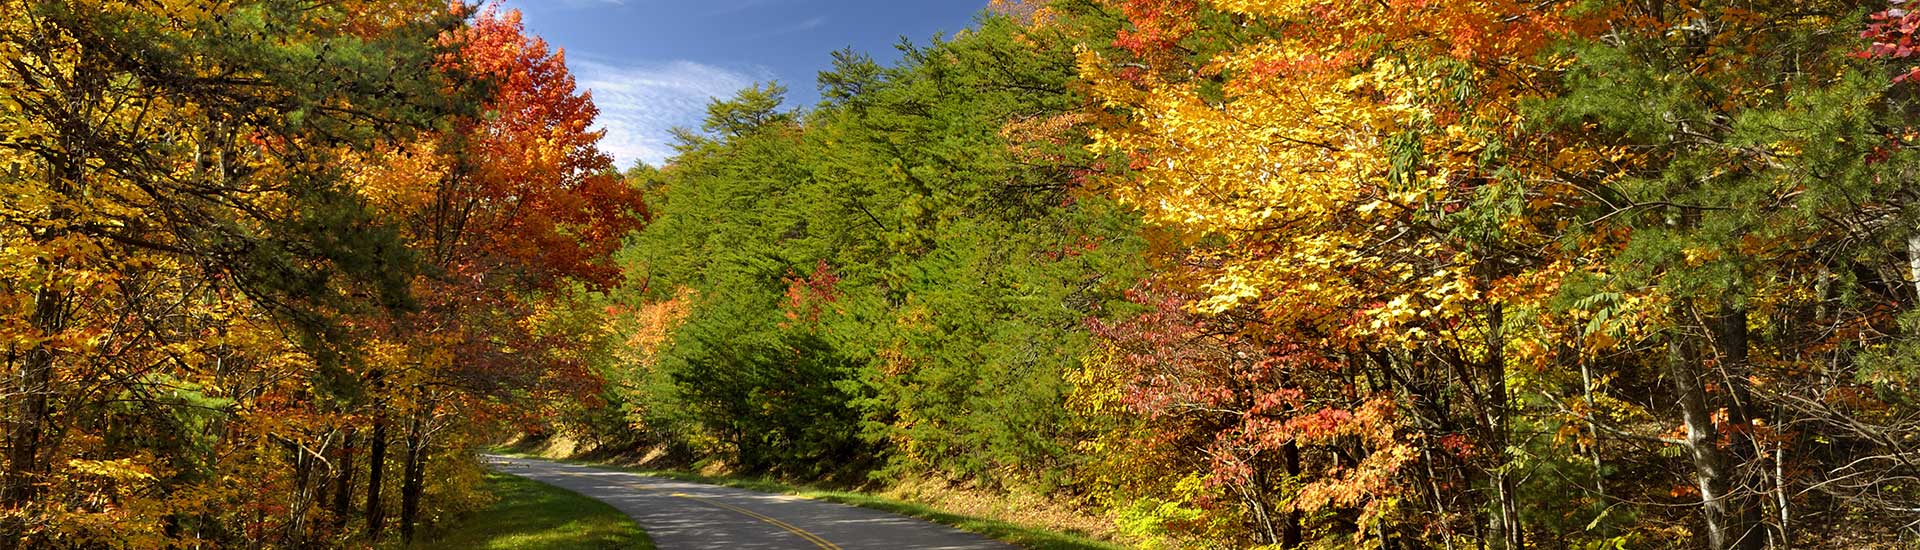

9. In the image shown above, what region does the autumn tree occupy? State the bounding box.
[1076,0,1920,548]
[1074,0,1623,545]
[0,2,641,547]
[340,6,646,542]
[1533,1,1920,547]
[0,0,466,546]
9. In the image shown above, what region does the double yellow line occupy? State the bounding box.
[668,491,842,550]
[543,467,840,550]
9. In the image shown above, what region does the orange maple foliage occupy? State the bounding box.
[439,7,646,290]
[1078,0,1623,544]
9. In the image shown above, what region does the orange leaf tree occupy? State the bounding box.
[1077,0,1616,546]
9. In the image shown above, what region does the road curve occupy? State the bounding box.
[484,455,1018,550]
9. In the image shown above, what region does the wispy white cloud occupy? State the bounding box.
[701,0,778,17]
[763,16,828,37]
[571,57,771,168]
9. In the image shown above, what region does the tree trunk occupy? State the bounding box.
[400,410,429,543]
[315,460,333,524]
[1483,301,1523,550]
[333,429,357,532]
[1423,446,1459,550]
[366,415,389,541]
[1282,440,1303,549]
[3,157,77,529]
[1669,308,1737,550]
[2,28,88,540]
[1908,232,1920,301]
[1712,305,1766,550]
[286,438,317,546]
[1494,472,1522,550]
[1578,351,1607,498]
[1,287,65,515]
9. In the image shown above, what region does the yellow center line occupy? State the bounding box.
[669,492,842,550]
[544,469,840,550]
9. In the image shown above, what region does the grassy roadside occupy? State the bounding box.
[417,471,655,550]
[492,451,1124,550]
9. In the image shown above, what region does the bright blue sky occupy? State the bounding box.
[498,0,989,168]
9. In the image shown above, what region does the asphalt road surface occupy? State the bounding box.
[484,455,1019,550]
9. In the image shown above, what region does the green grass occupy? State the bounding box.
[417,471,654,550]
[493,451,1122,550]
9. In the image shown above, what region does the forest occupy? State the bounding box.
[7,0,1920,549]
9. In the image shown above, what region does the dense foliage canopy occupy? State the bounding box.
[0,1,641,546]
[11,1,1920,549]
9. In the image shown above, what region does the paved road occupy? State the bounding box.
[484,455,1018,550]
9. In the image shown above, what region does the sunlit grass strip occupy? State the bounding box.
[418,471,655,550]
